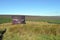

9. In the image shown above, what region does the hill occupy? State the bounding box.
[0,15,60,20]
[0,15,60,24]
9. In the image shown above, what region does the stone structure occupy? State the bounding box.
[12,16,26,24]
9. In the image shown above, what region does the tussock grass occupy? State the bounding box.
[0,21,60,40]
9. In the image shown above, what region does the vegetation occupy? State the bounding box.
[0,21,60,40]
[0,17,60,24]
[0,17,60,40]
[0,17,12,24]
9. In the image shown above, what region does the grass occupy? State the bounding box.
[0,17,60,24]
[0,17,12,24]
[0,21,60,40]
[27,19,60,24]
[0,17,60,40]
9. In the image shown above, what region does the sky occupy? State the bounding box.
[0,0,60,16]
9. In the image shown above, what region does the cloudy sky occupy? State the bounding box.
[0,0,60,16]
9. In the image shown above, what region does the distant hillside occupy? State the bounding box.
[26,16,60,21]
[0,15,60,20]
[0,15,60,24]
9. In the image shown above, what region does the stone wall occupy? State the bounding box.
[12,16,26,24]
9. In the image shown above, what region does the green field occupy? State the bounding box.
[0,17,60,24]
[0,17,12,24]
[0,17,60,40]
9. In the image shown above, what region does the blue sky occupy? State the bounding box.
[0,0,60,16]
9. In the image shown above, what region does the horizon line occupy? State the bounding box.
[0,14,60,16]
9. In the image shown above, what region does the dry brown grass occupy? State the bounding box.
[0,21,60,40]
